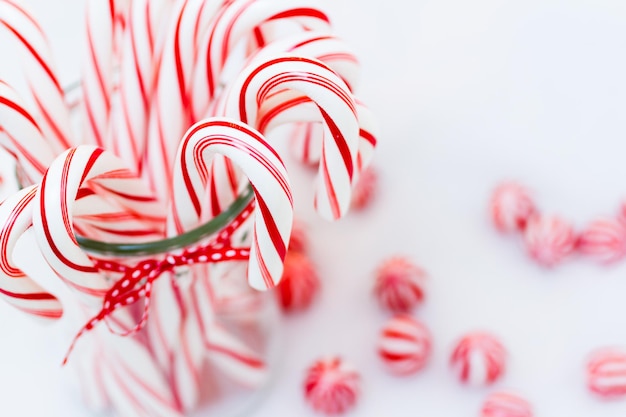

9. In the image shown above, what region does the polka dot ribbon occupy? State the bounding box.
[62,202,255,365]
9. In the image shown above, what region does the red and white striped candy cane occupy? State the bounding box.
[189,0,333,121]
[142,0,226,202]
[99,325,184,417]
[198,31,363,218]
[218,54,359,220]
[170,117,293,290]
[81,0,122,148]
[481,392,534,417]
[0,79,56,184]
[577,218,626,264]
[250,32,375,173]
[110,0,176,171]
[0,0,74,153]
[0,185,63,320]
[204,321,268,388]
[587,347,626,398]
[32,145,164,306]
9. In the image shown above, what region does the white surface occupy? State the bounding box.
[2,0,626,416]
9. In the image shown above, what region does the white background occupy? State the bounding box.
[2,0,626,416]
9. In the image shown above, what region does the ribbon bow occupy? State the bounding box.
[63,202,256,364]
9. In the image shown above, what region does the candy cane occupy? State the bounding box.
[0,185,63,320]
[189,0,333,121]
[170,117,293,290]
[99,325,184,417]
[80,0,120,148]
[145,272,203,413]
[0,0,73,153]
[32,146,164,306]
[142,0,226,202]
[218,54,359,220]
[110,0,175,171]
[204,321,268,388]
[0,79,56,184]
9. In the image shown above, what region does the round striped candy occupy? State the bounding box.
[481,391,533,417]
[277,251,319,312]
[374,257,426,313]
[587,348,626,398]
[490,182,536,233]
[577,218,626,264]
[450,332,506,386]
[524,214,576,267]
[351,166,378,211]
[304,356,360,415]
[378,315,432,375]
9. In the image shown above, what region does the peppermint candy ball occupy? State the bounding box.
[374,257,426,313]
[351,167,378,211]
[481,391,533,417]
[524,214,576,267]
[277,251,320,312]
[450,332,506,386]
[378,315,432,375]
[288,219,309,253]
[304,356,360,415]
[587,348,626,398]
[577,218,626,264]
[490,182,536,233]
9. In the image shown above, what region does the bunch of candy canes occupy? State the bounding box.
[0,0,378,415]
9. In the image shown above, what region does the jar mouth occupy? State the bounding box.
[76,185,254,256]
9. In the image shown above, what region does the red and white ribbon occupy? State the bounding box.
[170,117,293,290]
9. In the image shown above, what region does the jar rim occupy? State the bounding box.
[76,185,254,256]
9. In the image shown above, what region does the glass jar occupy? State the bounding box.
[64,186,282,417]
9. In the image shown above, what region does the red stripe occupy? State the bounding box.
[254,191,286,261]
[0,96,41,130]
[39,151,98,274]
[32,90,71,149]
[0,20,62,93]
[0,187,36,277]
[320,106,354,178]
[0,287,56,300]
[359,128,377,147]
[267,8,330,24]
